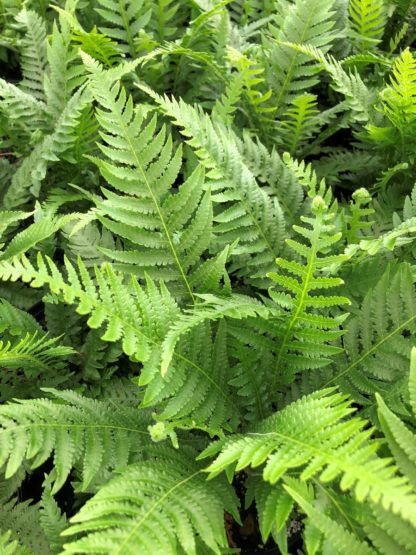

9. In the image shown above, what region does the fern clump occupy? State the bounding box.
[0,1,415,553]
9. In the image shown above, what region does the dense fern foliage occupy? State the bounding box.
[0,0,416,553]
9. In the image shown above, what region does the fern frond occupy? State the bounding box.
[285,483,376,555]
[280,42,374,122]
[0,388,151,493]
[3,87,92,208]
[0,254,239,428]
[380,48,416,132]
[61,447,239,555]
[349,0,387,49]
[268,195,349,381]
[0,530,31,555]
[263,0,337,111]
[202,388,416,526]
[139,85,286,284]
[0,332,73,374]
[85,62,216,301]
[328,263,416,418]
[279,93,319,154]
[15,9,47,101]
[96,0,151,57]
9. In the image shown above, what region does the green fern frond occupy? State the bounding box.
[61,447,239,555]
[202,388,416,526]
[0,388,151,493]
[263,0,337,111]
[3,87,92,209]
[267,195,349,380]
[0,498,50,554]
[380,48,416,132]
[280,42,374,122]
[0,332,73,374]
[39,475,68,553]
[279,93,319,154]
[160,293,269,375]
[139,85,286,284]
[0,254,238,428]
[96,0,151,57]
[15,9,47,101]
[285,482,376,555]
[0,530,31,555]
[84,62,216,301]
[328,263,416,418]
[349,0,387,49]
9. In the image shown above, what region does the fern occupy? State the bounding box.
[202,388,416,526]
[0,388,151,492]
[61,447,239,555]
[349,0,387,50]
[139,85,286,284]
[267,195,350,382]
[263,0,337,111]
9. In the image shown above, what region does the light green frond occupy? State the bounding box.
[85,63,215,301]
[0,332,73,374]
[61,448,239,555]
[279,93,319,154]
[202,388,416,526]
[139,85,286,284]
[268,195,349,380]
[95,0,151,56]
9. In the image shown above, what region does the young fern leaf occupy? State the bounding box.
[268,195,350,382]
[0,389,151,493]
[61,447,239,555]
[279,93,319,154]
[202,388,416,527]
[0,332,73,374]
[85,61,213,301]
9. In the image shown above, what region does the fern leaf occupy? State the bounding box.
[15,9,47,101]
[268,195,349,381]
[202,388,416,526]
[264,0,337,111]
[3,87,92,209]
[95,0,151,57]
[139,85,286,284]
[349,0,387,49]
[85,61,214,301]
[285,483,376,555]
[61,448,239,555]
[0,389,151,493]
[328,263,416,417]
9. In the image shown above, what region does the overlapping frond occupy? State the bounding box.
[0,389,151,493]
[140,85,286,284]
[61,447,239,555]
[202,388,416,526]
